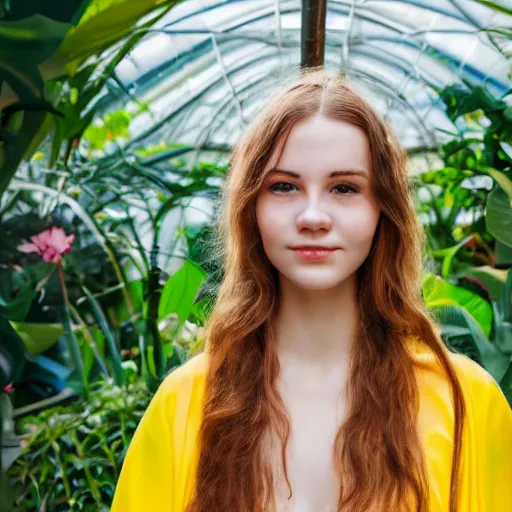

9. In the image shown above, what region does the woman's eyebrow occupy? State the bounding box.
[265,168,369,179]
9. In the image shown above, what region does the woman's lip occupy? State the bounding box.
[292,248,339,261]
[290,247,339,250]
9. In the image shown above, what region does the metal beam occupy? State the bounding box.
[301,0,327,68]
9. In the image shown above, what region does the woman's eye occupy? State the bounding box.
[333,183,359,195]
[268,182,297,193]
[268,182,359,195]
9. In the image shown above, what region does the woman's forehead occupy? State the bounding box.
[263,117,370,178]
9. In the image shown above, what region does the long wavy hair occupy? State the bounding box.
[186,68,466,512]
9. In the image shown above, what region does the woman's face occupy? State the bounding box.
[255,114,381,290]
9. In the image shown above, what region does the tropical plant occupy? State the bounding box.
[6,375,151,511]
[0,315,25,511]
[1,0,222,402]
[16,225,89,396]
[423,271,512,405]
[0,0,184,199]
[416,83,512,272]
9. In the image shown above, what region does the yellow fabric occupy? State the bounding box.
[111,337,512,511]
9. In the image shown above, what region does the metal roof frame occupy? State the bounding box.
[103,0,511,154]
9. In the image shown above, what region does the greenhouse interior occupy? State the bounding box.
[0,0,511,510]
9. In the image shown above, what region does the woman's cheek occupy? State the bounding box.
[256,198,279,246]
[258,198,290,239]
[340,204,380,246]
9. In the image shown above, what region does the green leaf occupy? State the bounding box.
[81,285,125,386]
[496,240,512,266]
[434,305,509,382]
[0,58,45,106]
[158,260,207,324]
[0,313,25,388]
[456,265,508,301]
[500,362,512,406]
[189,296,213,327]
[499,269,512,324]
[102,280,143,328]
[0,110,49,199]
[423,273,493,338]
[74,324,105,382]
[0,15,72,67]
[485,167,512,205]
[9,322,63,356]
[54,0,181,74]
[83,110,133,151]
[432,235,474,278]
[471,0,512,16]
[60,304,87,397]
[0,281,37,321]
[121,360,138,382]
[440,84,506,122]
[486,186,512,247]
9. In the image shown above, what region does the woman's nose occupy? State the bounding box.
[296,201,332,231]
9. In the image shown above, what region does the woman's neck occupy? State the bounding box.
[274,273,359,369]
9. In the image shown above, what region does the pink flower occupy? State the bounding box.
[18,226,75,264]
[3,383,13,394]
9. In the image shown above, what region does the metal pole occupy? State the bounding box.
[301,0,327,68]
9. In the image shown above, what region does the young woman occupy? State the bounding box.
[111,69,512,512]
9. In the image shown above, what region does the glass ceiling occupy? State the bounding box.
[106,0,511,155]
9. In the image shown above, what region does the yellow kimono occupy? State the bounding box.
[110,337,512,511]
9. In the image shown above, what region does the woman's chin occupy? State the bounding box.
[279,270,353,291]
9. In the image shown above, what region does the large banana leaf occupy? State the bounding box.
[434,305,510,383]
[486,168,512,205]
[456,265,508,302]
[493,269,512,354]
[0,1,89,109]
[0,0,182,199]
[54,0,182,76]
[486,186,512,247]
[0,1,90,198]
[423,273,493,338]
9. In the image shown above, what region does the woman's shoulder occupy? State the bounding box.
[111,354,209,511]
[447,351,499,389]
[406,334,507,409]
[447,351,511,419]
[159,350,210,396]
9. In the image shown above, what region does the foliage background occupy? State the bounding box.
[0,0,511,510]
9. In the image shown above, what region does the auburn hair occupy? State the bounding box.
[186,68,466,512]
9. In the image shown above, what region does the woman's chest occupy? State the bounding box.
[179,364,466,512]
[268,378,349,512]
